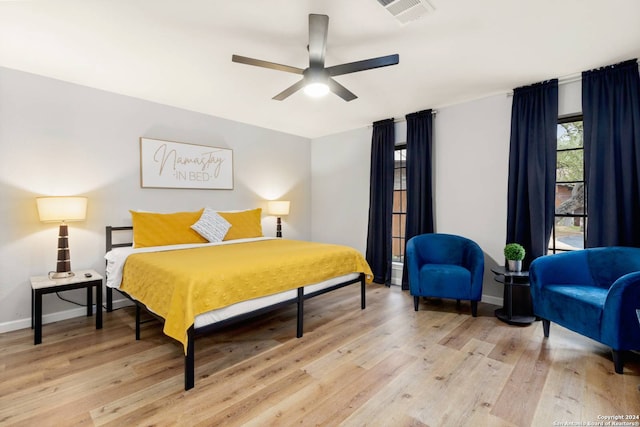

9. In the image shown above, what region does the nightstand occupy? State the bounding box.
[30,269,103,345]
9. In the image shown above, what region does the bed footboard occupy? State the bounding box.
[183,272,366,390]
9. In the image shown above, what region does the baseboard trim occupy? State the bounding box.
[0,297,134,334]
[481,294,503,307]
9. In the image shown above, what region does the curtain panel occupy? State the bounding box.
[582,59,640,247]
[506,79,558,268]
[366,118,395,285]
[402,109,434,290]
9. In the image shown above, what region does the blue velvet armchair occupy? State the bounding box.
[529,247,640,373]
[406,233,484,316]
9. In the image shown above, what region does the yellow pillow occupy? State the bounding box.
[130,209,207,248]
[217,208,263,241]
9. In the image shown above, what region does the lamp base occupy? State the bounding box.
[49,271,75,280]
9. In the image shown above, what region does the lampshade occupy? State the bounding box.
[37,197,87,222]
[268,201,290,216]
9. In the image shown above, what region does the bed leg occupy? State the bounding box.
[360,273,366,309]
[185,326,195,391]
[296,287,304,338]
[135,304,141,340]
[106,287,113,312]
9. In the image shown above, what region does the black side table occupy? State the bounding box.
[31,269,103,345]
[491,266,535,325]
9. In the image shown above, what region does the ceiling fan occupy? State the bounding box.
[232,14,399,102]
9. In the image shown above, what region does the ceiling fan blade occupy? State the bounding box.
[326,54,399,77]
[232,54,304,75]
[308,14,329,68]
[272,79,306,101]
[327,78,357,102]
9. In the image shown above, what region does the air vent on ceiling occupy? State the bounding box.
[376,0,435,24]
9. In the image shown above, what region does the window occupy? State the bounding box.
[549,116,586,253]
[392,144,407,262]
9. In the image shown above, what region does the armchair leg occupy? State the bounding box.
[413,296,419,311]
[470,301,478,317]
[542,319,550,337]
[612,350,624,374]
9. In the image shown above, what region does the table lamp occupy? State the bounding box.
[267,200,290,238]
[36,196,88,279]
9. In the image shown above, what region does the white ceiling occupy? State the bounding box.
[1,0,639,139]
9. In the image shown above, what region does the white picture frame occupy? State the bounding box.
[140,137,233,190]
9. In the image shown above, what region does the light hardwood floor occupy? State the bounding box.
[1,285,639,426]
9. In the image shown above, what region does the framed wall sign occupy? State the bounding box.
[140,137,234,189]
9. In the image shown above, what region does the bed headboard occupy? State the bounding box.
[105,226,133,312]
[105,226,133,252]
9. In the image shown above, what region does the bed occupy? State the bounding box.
[104,210,373,390]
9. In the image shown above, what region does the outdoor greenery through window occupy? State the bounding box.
[392,144,407,262]
[550,116,586,253]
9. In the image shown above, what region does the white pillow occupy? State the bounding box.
[191,207,231,242]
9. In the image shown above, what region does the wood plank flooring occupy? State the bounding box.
[1,285,639,426]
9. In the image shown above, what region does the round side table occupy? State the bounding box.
[491,266,536,325]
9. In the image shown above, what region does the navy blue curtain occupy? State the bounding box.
[582,59,640,248]
[401,109,434,290]
[506,80,558,268]
[366,118,395,285]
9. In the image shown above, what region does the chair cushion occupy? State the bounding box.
[537,284,608,341]
[414,264,472,300]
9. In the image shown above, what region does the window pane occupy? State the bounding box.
[550,216,585,251]
[394,149,406,191]
[556,149,583,182]
[555,183,585,215]
[393,189,406,213]
[557,121,583,149]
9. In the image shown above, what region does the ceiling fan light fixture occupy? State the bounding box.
[304,81,330,97]
[231,14,399,102]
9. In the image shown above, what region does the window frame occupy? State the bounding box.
[549,114,587,254]
[392,143,407,263]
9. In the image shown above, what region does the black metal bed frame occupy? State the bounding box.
[105,226,366,390]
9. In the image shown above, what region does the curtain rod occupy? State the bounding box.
[508,62,640,96]
[392,110,438,124]
[506,73,580,97]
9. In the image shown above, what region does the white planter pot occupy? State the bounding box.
[507,260,522,272]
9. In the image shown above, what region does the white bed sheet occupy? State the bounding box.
[104,238,361,329]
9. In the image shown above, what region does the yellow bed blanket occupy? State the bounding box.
[120,239,373,353]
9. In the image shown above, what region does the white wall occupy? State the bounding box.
[311,81,583,302]
[0,67,311,331]
[311,127,373,253]
[432,94,512,300]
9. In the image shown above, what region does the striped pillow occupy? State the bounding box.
[190,207,231,242]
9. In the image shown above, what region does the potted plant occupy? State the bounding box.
[504,243,525,272]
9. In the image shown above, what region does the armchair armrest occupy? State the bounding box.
[463,242,485,300]
[601,271,640,349]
